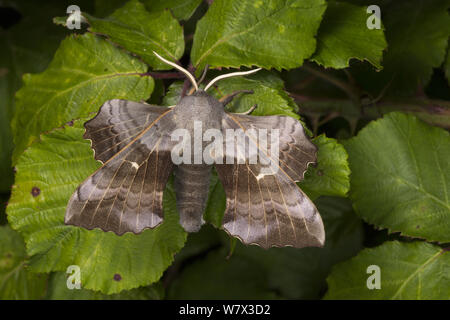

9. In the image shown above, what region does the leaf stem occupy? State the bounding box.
[302,64,360,101]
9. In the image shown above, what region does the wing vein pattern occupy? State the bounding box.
[65,99,176,235]
[215,113,324,248]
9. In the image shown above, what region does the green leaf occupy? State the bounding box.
[52,16,69,27]
[168,248,279,299]
[345,112,450,243]
[86,0,185,70]
[7,120,187,294]
[142,0,203,21]
[311,1,387,69]
[172,225,222,263]
[325,241,450,299]
[46,272,164,299]
[95,0,129,17]
[0,226,47,299]
[384,0,450,93]
[163,72,301,118]
[169,196,363,299]
[95,0,202,20]
[235,196,363,299]
[161,81,184,106]
[11,33,154,164]
[299,134,350,200]
[0,1,69,192]
[191,0,327,70]
[445,48,450,86]
[355,0,450,95]
[212,71,300,118]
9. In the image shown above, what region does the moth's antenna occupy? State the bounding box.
[204,68,262,91]
[152,51,198,91]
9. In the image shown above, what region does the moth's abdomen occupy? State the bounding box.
[174,164,211,232]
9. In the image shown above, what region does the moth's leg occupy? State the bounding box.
[233,104,257,115]
[220,90,254,106]
[197,64,209,85]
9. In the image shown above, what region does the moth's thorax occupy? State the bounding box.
[172,90,224,131]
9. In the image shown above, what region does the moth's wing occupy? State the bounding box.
[214,113,324,249]
[84,99,171,163]
[65,102,176,235]
[223,113,318,181]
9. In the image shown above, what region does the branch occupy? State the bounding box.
[301,64,360,102]
[141,71,185,79]
[290,93,450,129]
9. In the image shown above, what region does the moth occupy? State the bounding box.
[65,52,325,249]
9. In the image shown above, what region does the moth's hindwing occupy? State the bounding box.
[215,113,325,249]
[65,100,176,235]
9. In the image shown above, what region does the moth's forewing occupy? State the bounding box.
[83,99,171,163]
[65,100,176,235]
[215,113,324,249]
